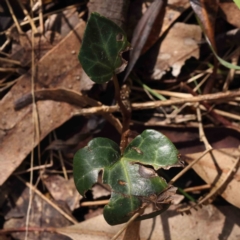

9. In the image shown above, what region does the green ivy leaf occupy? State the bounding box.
[73,138,120,196]
[123,129,180,169]
[73,130,182,225]
[79,12,130,84]
[233,0,240,9]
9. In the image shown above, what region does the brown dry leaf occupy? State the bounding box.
[92,183,110,199]
[2,31,61,70]
[13,87,122,133]
[184,148,240,208]
[57,204,240,239]
[190,0,219,51]
[88,0,129,29]
[122,221,140,240]
[44,8,80,37]
[219,2,240,29]
[3,180,71,240]
[10,8,79,67]
[161,0,190,34]
[124,0,189,81]
[42,175,82,211]
[0,20,86,186]
[152,22,201,78]
[139,0,165,53]
[124,0,166,81]
[14,88,101,110]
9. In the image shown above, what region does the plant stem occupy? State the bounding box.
[112,74,131,154]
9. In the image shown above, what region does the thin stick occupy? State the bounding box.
[181,83,234,127]
[81,199,109,206]
[178,156,240,213]
[17,176,78,224]
[16,0,38,34]
[5,0,23,34]
[25,20,35,240]
[183,184,211,192]
[132,86,192,98]
[0,57,22,65]
[196,106,212,150]
[198,157,240,205]
[193,73,211,93]
[200,105,240,121]
[0,67,17,72]
[53,131,68,180]
[223,47,239,91]
[25,8,42,237]
[169,149,212,185]
[73,89,240,115]
[0,51,10,57]
[0,38,11,51]
[19,3,85,28]
[14,159,53,175]
[38,0,44,34]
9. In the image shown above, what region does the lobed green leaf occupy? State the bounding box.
[79,12,130,83]
[73,138,120,196]
[73,130,182,225]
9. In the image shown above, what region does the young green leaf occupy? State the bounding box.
[79,12,130,84]
[233,0,240,9]
[123,129,181,169]
[73,130,182,225]
[73,138,120,196]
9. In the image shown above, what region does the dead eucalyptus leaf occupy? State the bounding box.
[42,175,82,211]
[219,2,240,29]
[0,21,86,186]
[152,22,201,78]
[161,0,190,34]
[184,148,240,208]
[190,0,219,51]
[124,0,166,81]
[57,204,240,240]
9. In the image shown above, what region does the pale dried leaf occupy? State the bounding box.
[45,8,80,37]
[92,183,110,199]
[4,181,71,240]
[124,0,166,81]
[161,0,190,35]
[122,221,140,240]
[42,175,82,211]
[152,22,201,78]
[88,0,129,29]
[184,148,240,208]
[219,2,240,29]
[190,0,219,51]
[0,21,86,185]
[57,204,240,240]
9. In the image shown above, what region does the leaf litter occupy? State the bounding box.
[0,0,240,239]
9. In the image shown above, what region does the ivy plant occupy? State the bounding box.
[73,12,182,226]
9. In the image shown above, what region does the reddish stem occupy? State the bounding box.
[112,74,131,154]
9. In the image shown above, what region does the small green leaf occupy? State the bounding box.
[73,130,182,225]
[123,129,181,169]
[233,0,240,9]
[103,192,142,225]
[73,138,120,196]
[79,12,130,83]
